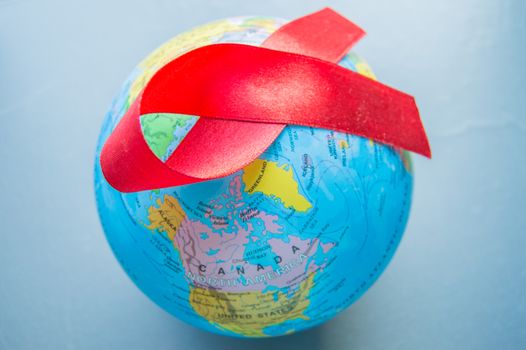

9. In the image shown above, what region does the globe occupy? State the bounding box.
[94,16,414,337]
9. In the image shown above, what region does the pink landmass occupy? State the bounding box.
[171,175,336,292]
[321,241,336,254]
[258,212,283,234]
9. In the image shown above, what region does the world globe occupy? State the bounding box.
[94,16,414,337]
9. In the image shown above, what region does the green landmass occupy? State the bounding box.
[140,113,195,159]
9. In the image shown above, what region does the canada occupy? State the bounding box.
[197,244,303,275]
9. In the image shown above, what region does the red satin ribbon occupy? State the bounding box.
[101,8,431,193]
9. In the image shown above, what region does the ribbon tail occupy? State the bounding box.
[140,44,430,161]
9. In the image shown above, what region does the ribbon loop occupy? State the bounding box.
[100,8,430,193]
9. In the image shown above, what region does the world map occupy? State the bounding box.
[94,16,413,337]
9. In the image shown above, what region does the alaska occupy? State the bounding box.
[147,195,186,241]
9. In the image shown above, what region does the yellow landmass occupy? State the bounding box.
[355,61,376,80]
[242,159,312,212]
[399,149,413,173]
[241,18,279,32]
[190,274,314,337]
[129,20,244,104]
[147,195,186,241]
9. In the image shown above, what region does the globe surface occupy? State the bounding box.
[94,16,414,337]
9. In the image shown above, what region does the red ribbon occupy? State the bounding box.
[101,8,431,193]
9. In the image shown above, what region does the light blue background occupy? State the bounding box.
[1,0,525,349]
